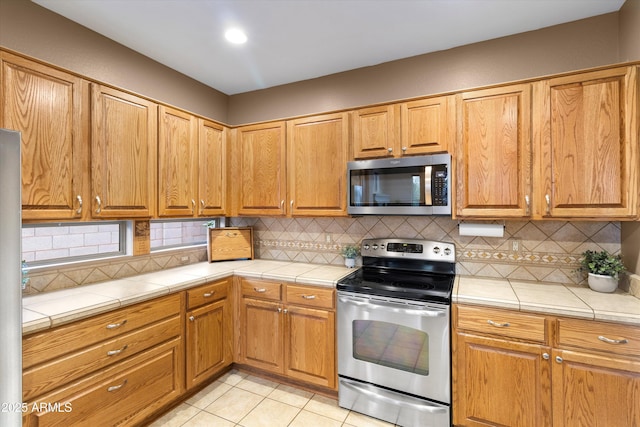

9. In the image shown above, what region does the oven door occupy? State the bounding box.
[337,291,450,404]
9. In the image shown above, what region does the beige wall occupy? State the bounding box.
[0,0,228,122]
[620,0,640,61]
[227,13,621,124]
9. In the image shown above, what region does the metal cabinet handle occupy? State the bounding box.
[387,147,393,153]
[106,345,128,356]
[106,320,127,330]
[203,291,215,297]
[189,315,195,322]
[76,195,83,215]
[107,379,128,392]
[290,200,294,209]
[226,232,239,237]
[542,353,550,360]
[545,194,551,215]
[95,195,102,214]
[254,287,267,293]
[301,295,316,300]
[401,147,407,153]
[191,199,196,213]
[283,308,288,314]
[555,356,563,363]
[487,319,510,328]
[525,195,530,216]
[281,200,285,209]
[598,335,629,345]
[201,199,205,209]
[277,307,282,313]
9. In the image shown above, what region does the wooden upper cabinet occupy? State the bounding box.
[158,105,198,217]
[1,52,89,221]
[457,84,532,218]
[287,112,349,216]
[400,95,454,156]
[235,121,287,216]
[91,84,157,218]
[198,119,227,216]
[534,66,638,219]
[351,104,400,159]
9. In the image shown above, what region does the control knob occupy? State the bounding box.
[433,246,441,254]
[372,244,379,250]
[444,247,451,255]
[363,244,370,250]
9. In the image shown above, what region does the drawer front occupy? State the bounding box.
[23,315,181,401]
[557,317,640,357]
[457,305,547,343]
[241,278,282,301]
[187,278,230,309]
[208,227,253,261]
[23,293,182,369]
[24,339,182,427]
[286,284,334,309]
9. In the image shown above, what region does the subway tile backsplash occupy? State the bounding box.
[24,216,621,295]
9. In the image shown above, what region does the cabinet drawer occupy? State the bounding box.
[556,318,640,357]
[241,278,282,301]
[23,338,182,427]
[23,315,181,401]
[23,293,182,369]
[187,278,230,309]
[457,305,547,343]
[286,284,334,309]
[208,227,253,261]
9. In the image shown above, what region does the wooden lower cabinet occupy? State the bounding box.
[454,304,640,427]
[237,278,337,390]
[454,333,552,427]
[185,279,234,390]
[23,336,183,427]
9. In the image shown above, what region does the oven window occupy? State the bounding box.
[352,320,428,375]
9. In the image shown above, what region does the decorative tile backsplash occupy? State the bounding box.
[229,216,622,286]
[24,216,622,295]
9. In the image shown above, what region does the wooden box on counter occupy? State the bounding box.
[207,227,254,262]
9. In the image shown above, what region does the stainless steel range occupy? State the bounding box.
[337,238,456,427]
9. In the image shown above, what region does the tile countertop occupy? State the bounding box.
[21,260,356,335]
[454,276,640,325]
[22,261,640,335]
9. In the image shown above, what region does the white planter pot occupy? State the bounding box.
[587,273,618,293]
[344,257,356,268]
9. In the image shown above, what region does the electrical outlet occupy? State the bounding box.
[180,256,189,264]
[325,233,332,243]
[512,239,519,252]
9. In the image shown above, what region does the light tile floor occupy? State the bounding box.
[148,369,396,427]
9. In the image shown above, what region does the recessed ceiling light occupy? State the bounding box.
[225,28,247,44]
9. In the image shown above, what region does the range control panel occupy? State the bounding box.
[361,238,455,263]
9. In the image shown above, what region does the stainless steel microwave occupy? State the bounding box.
[347,154,451,215]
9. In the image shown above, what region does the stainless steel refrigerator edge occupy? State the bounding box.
[0,129,23,426]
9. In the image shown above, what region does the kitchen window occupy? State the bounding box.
[22,222,126,266]
[150,218,217,251]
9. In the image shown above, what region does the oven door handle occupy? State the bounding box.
[338,295,446,317]
[340,378,449,414]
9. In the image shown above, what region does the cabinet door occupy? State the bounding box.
[351,105,400,159]
[239,297,284,373]
[400,95,453,155]
[287,112,349,216]
[1,52,88,221]
[236,122,287,216]
[186,298,232,389]
[91,84,157,218]
[457,84,532,218]
[284,305,336,389]
[158,105,198,217]
[198,119,227,216]
[552,349,640,427]
[535,66,638,219]
[454,333,552,427]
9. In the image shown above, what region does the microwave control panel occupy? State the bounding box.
[432,165,448,206]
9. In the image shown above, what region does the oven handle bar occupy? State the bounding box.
[339,378,448,414]
[338,295,446,317]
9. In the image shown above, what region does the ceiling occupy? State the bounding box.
[33,0,626,95]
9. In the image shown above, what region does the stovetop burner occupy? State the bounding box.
[337,238,456,304]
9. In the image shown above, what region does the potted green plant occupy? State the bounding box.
[579,250,625,293]
[340,244,360,268]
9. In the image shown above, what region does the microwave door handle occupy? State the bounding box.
[424,166,432,205]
